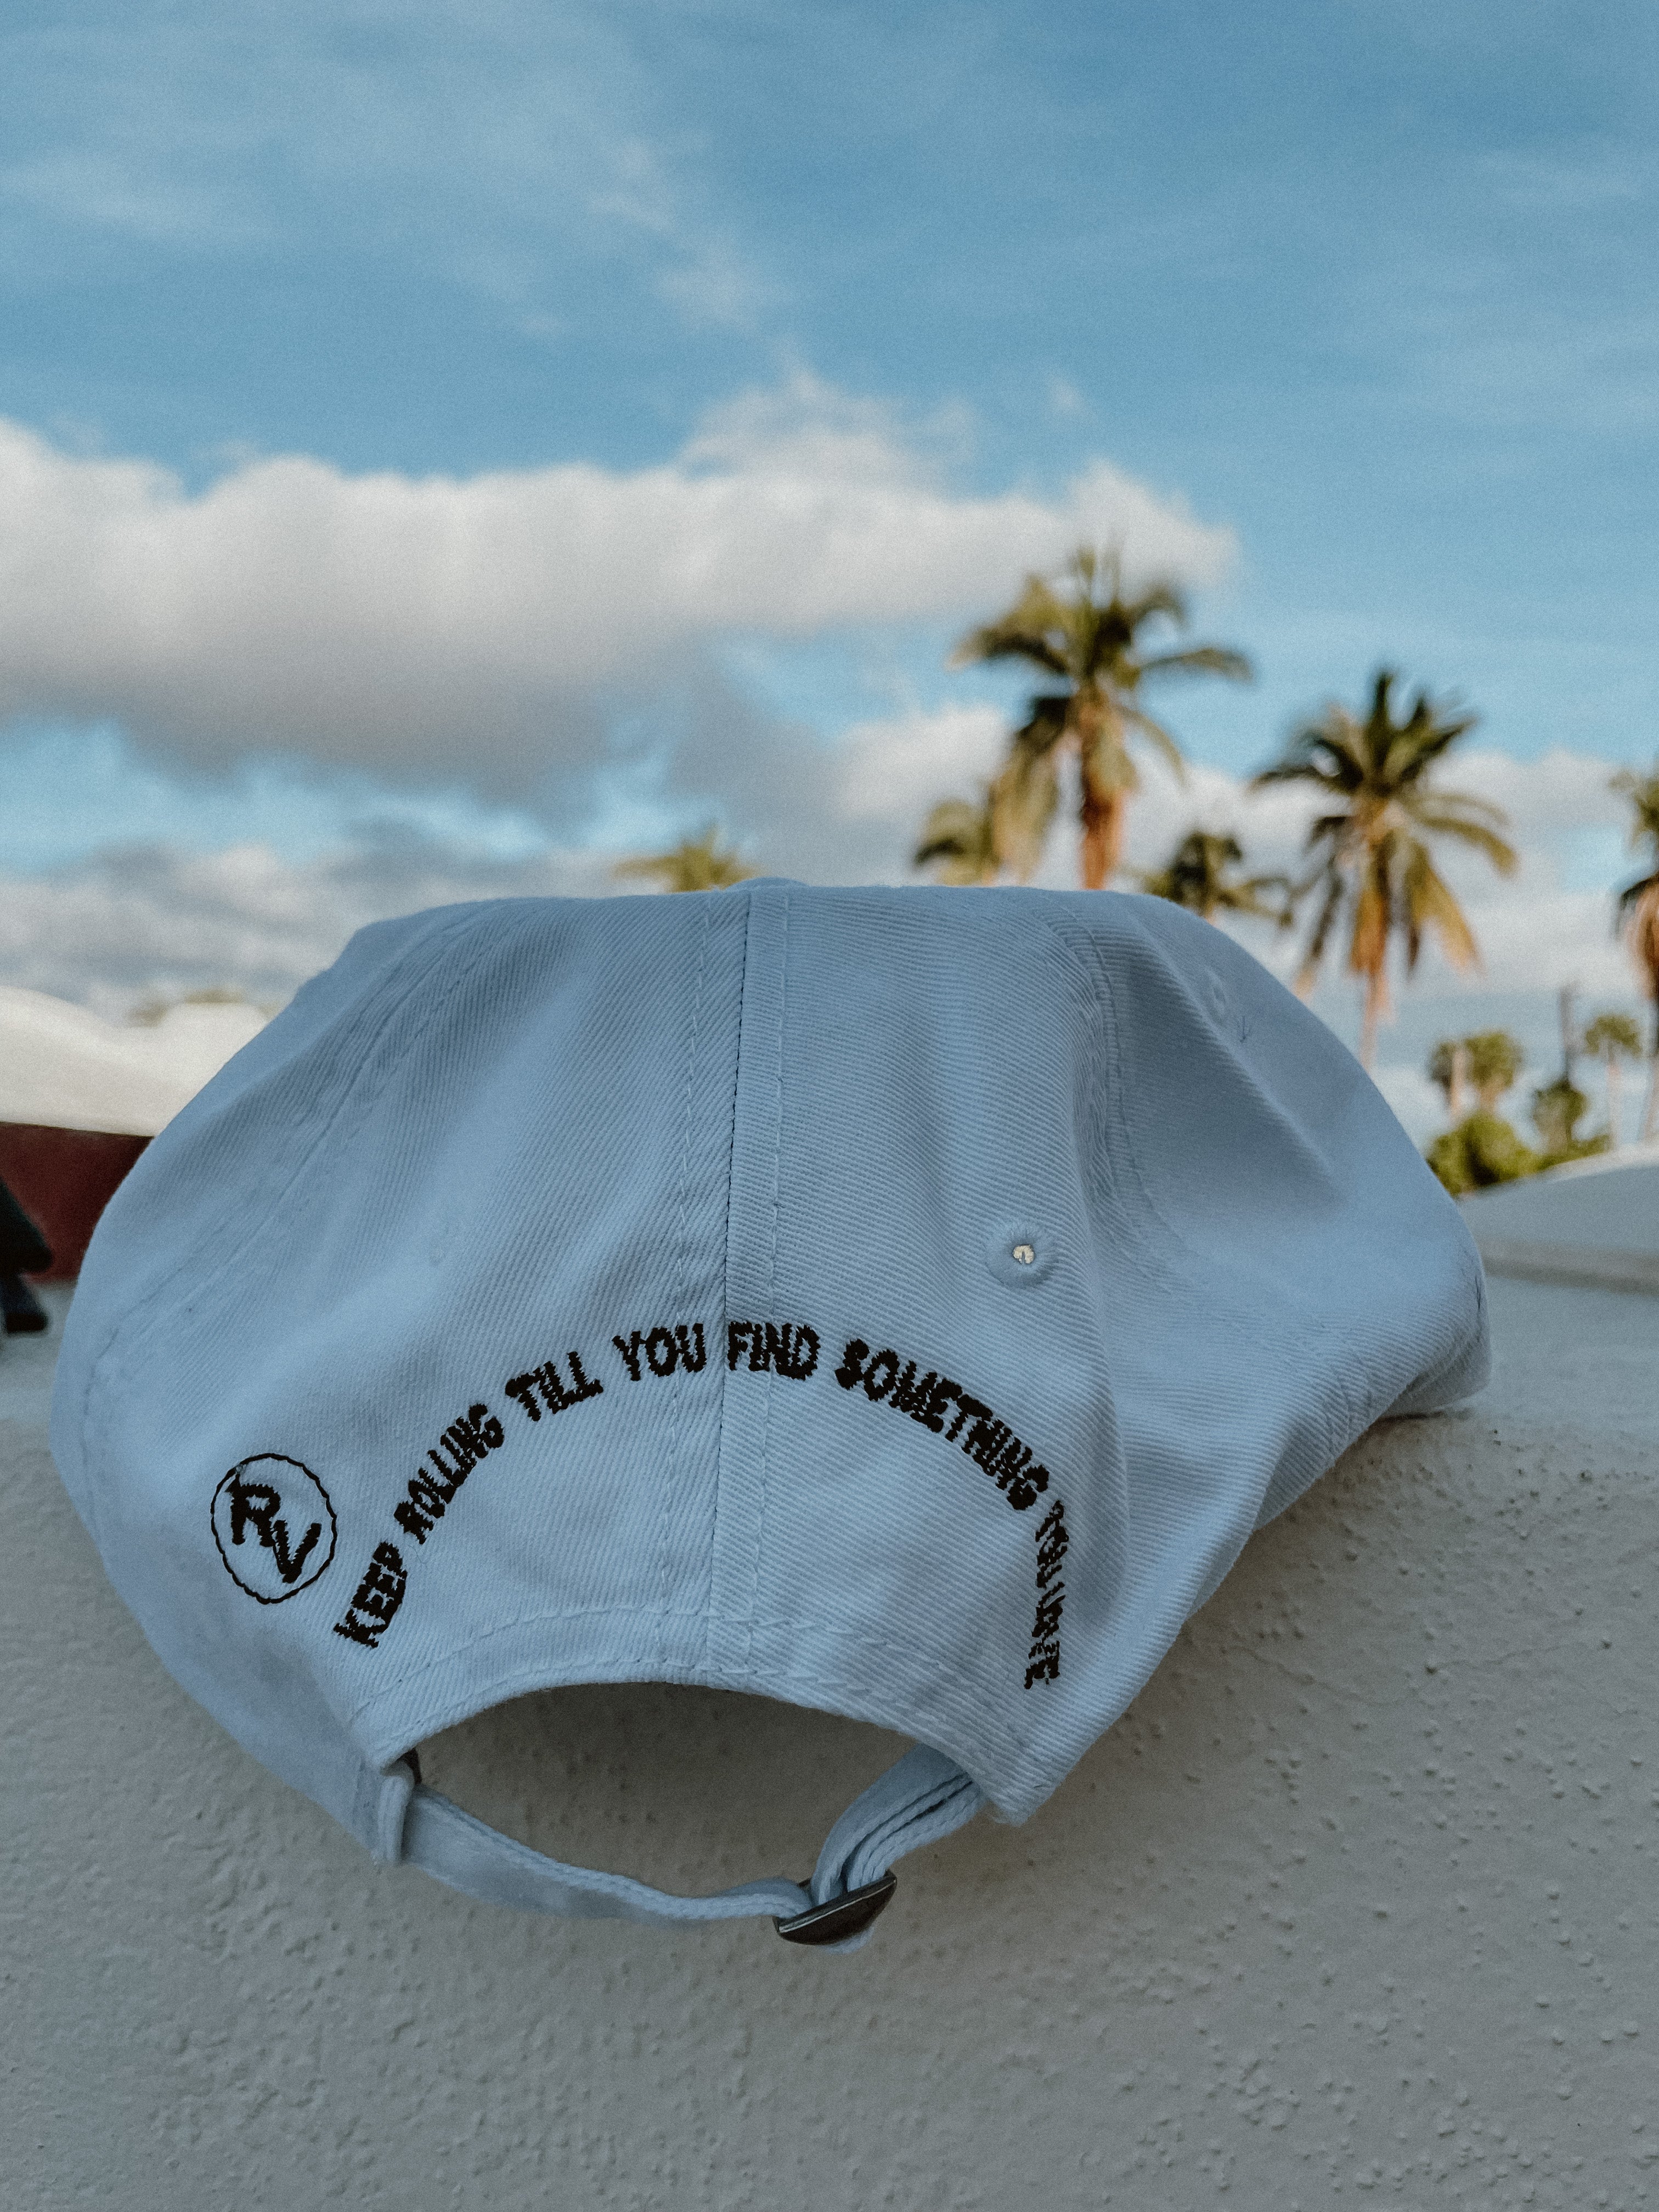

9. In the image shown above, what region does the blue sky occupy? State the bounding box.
[1,0,1656,1117]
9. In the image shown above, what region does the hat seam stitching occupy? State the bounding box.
[703,885,757,1672]
[745,883,791,1674]
[660,898,714,1650]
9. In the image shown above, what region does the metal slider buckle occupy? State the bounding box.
[772,1871,898,1946]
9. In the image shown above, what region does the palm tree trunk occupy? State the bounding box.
[1358,967,1385,1070]
[1449,1042,1469,1120]
[1635,915,1659,1141]
[1079,785,1126,890]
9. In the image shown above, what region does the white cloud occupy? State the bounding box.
[1448,743,1628,837]
[0,388,1234,790]
[0,840,611,1022]
[0,4,763,331]
[591,138,772,331]
[832,703,1008,825]
[0,150,249,246]
[4,710,1645,1157]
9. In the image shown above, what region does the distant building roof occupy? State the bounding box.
[0,986,267,1138]
[1462,1143,1659,1295]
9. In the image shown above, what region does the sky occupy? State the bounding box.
[1,0,1656,1135]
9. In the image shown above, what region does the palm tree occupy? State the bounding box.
[1464,1029,1524,1111]
[1133,829,1291,924]
[1423,1028,1538,1194]
[1427,1028,1522,1123]
[1582,1011,1643,1146]
[1610,761,1659,1139]
[1251,670,1517,1069]
[613,826,757,894]
[914,546,1251,890]
[1530,1076,1593,1159]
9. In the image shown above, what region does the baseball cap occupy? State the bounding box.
[50,882,1487,1949]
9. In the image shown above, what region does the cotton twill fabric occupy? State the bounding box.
[50,884,1487,1935]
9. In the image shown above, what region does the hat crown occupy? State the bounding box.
[53,884,1486,1928]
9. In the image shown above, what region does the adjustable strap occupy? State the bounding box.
[399,1742,985,1953]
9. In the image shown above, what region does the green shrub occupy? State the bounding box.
[1426,1110,1543,1197]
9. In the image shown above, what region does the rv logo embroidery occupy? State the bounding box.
[212,1454,338,1602]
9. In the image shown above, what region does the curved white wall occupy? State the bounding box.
[5,1266,1657,2209]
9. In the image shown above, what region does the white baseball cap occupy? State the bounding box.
[52,883,1486,1948]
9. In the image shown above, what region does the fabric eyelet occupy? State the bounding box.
[985,1222,1057,1289]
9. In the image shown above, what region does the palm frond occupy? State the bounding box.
[913,796,999,884]
[1296,868,1347,994]
[1118,580,1188,630]
[1404,787,1510,829]
[1381,705,1477,791]
[950,621,1068,677]
[1402,846,1479,974]
[1611,764,1659,857]
[1118,703,1187,781]
[1619,878,1659,1003]
[1407,809,1518,874]
[1137,645,1254,684]
[989,743,1063,883]
[1012,693,1072,756]
[1079,729,1141,800]
[1348,862,1391,986]
[1252,711,1365,793]
[614,826,755,893]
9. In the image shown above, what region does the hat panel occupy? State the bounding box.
[1058,893,1486,1438]
[1018,891,1487,1780]
[718,885,1130,1813]
[724,885,1485,1819]
[298,892,746,1739]
[63,894,750,1824]
[52,902,484,1533]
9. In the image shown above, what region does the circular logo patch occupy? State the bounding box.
[211,1454,337,1603]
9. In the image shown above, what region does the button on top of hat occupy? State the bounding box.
[1012,1244,1036,1266]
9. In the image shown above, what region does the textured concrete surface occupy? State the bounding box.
[5,1272,1659,2211]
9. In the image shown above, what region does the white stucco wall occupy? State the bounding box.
[5,1252,1658,2209]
